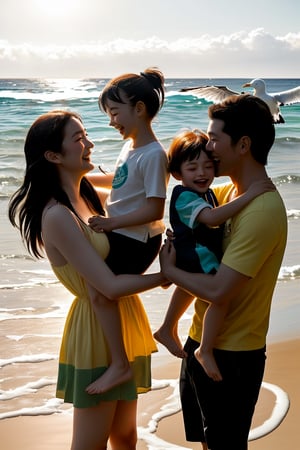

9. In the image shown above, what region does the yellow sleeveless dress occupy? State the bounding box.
[52,224,157,408]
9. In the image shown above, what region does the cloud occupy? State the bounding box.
[1,29,300,78]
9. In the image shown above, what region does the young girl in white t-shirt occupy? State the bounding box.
[86,67,169,394]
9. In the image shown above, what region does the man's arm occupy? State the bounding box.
[159,240,250,307]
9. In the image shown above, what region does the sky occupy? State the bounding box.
[1,0,300,79]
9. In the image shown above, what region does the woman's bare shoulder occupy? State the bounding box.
[43,201,71,222]
[42,202,80,237]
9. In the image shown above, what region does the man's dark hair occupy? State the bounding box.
[208,94,275,165]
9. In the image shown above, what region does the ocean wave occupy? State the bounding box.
[0,88,100,103]
[0,263,59,288]
[279,265,300,280]
[0,137,26,148]
[0,307,65,322]
[275,136,300,144]
[0,353,57,369]
[138,380,289,447]
[6,333,61,342]
[0,376,289,447]
[0,398,67,420]
[0,253,35,261]
[287,209,300,219]
[0,84,184,103]
[0,377,56,401]
[275,174,300,185]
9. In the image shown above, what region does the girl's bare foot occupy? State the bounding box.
[153,328,187,358]
[86,363,133,394]
[194,348,222,381]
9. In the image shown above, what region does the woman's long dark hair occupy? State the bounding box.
[8,110,105,258]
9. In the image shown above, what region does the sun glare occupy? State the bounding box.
[33,0,79,18]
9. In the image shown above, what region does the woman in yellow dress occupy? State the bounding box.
[8,110,165,450]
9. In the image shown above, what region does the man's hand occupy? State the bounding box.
[159,238,177,278]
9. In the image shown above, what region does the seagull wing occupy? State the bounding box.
[256,93,283,122]
[272,86,300,106]
[180,85,240,103]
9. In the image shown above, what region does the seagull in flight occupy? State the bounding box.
[180,78,300,123]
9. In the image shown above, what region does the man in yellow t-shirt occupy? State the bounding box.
[160,94,287,450]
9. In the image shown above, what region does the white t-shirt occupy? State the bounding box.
[105,140,169,242]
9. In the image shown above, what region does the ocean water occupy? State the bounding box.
[1,77,299,289]
[0,78,299,446]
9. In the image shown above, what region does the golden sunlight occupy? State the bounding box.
[33,0,80,18]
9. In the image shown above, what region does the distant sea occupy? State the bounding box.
[0,78,299,438]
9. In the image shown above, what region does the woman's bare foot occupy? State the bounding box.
[194,348,222,381]
[153,327,187,358]
[86,362,133,394]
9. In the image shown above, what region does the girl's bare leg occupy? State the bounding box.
[194,302,228,382]
[86,289,132,394]
[154,287,194,358]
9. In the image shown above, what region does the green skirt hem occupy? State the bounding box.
[57,355,152,408]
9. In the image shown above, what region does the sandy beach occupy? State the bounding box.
[0,336,298,450]
[144,339,300,450]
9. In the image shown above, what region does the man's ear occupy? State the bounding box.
[44,150,61,164]
[239,136,251,154]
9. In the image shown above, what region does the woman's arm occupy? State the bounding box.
[88,197,165,232]
[43,205,165,299]
[94,187,110,206]
[87,171,114,188]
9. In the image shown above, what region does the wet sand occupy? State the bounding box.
[0,338,299,450]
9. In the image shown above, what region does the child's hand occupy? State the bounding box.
[247,178,276,198]
[165,228,175,240]
[88,215,114,233]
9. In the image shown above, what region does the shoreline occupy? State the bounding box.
[142,338,299,450]
[0,338,299,450]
